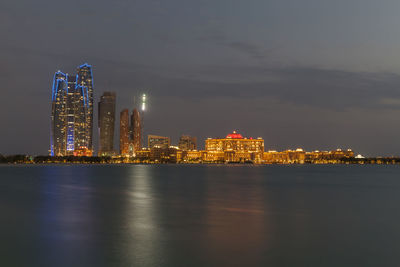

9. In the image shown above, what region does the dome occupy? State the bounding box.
[226,131,244,139]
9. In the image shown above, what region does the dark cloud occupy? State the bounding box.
[2,0,400,156]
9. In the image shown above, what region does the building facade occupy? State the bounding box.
[50,64,94,156]
[131,108,141,153]
[66,76,76,154]
[178,135,197,151]
[148,135,170,149]
[76,63,94,153]
[119,109,130,155]
[50,71,68,156]
[205,131,264,163]
[98,92,116,156]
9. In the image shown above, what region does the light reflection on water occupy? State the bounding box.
[1,164,400,266]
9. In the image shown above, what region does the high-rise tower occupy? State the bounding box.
[120,109,130,155]
[76,63,94,153]
[66,76,76,154]
[50,63,93,157]
[50,71,68,156]
[131,108,141,153]
[178,135,197,151]
[98,92,116,156]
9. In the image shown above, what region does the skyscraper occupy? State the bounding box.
[178,135,197,151]
[98,92,116,156]
[76,63,94,152]
[50,63,93,157]
[131,108,141,153]
[66,76,76,154]
[50,71,68,156]
[120,109,130,155]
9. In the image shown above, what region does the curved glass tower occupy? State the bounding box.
[50,71,68,156]
[50,63,94,156]
[76,63,94,153]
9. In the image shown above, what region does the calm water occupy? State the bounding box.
[1,164,400,266]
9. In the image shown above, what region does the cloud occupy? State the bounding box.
[379,98,400,107]
[107,64,400,111]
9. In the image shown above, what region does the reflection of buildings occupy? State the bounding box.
[148,135,170,149]
[50,64,94,157]
[178,135,197,151]
[98,92,116,156]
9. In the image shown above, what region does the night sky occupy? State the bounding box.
[2,0,400,156]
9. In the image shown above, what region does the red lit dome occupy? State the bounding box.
[226,131,243,139]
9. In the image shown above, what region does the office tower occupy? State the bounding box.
[98,92,116,156]
[49,63,94,156]
[66,76,76,154]
[50,71,68,156]
[131,108,141,153]
[120,109,130,155]
[72,76,91,156]
[148,135,170,149]
[76,63,94,152]
[178,135,197,151]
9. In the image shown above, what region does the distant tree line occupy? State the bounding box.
[0,154,31,163]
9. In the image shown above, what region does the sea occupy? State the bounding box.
[1,164,400,267]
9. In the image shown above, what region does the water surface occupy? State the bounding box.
[1,164,400,266]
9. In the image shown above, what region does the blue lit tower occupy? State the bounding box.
[66,75,76,154]
[76,63,94,154]
[50,71,68,156]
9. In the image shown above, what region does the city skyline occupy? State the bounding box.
[15,61,400,158]
[4,0,400,156]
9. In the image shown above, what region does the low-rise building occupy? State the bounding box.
[204,131,264,163]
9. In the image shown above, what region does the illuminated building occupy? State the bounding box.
[50,64,94,157]
[119,109,130,155]
[76,63,94,153]
[66,76,76,154]
[98,92,116,156]
[205,131,264,163]
[178,135,197,151]
[148,135,170,149]
[263,149,305,164]
[130,108,141,153]
[119,107,142,156]
[305,149,354,163]
[182,150,203,162]
[262,148,355,164]
[50,71,68,156]
[71,76,91,156]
